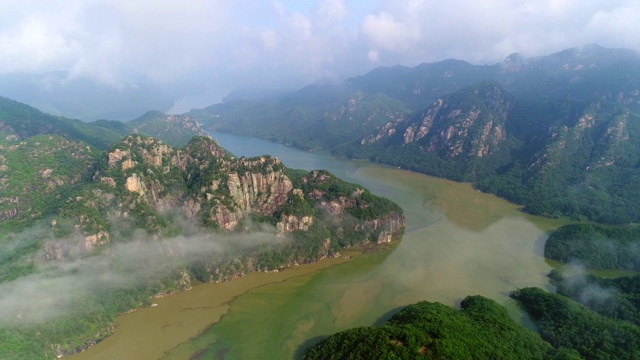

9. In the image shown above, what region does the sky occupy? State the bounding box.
[1,0,640,111]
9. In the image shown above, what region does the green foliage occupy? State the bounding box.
[0,132,405,359]
[0,96,124,150]
[0,134,98,231]
[127,111,208,147]
[303,295,555,360]
[551,271,640,326]
[189,91,409,151]
[545,224,640,270]
[512,287,640,360]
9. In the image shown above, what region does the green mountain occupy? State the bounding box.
[126,110,207,147]
[0,97,209,233]
[303,295,568,360]
[0,96,124,149]
[305,280,640,360]
[185,46,640,223]
[189,45,640,152]
[337,80,640,223]
[0,96,208,150]
[512,287,640,360]
[545,223,640,271]
[189,86,409,151]
[0,99,405,358]
[348,44,640,112]
[0,72,175,121]
[50,134,404,263]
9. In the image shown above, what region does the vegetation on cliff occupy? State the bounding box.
[188,46,640,224]
[336,83,640,224]
[0,120,405,358]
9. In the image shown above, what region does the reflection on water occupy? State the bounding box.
[69,132,568,360]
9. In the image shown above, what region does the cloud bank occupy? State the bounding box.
[0,0,639,109]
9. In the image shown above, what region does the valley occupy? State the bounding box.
[1,44,640,359]
[67,131,566,359]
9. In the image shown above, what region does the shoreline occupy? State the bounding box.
[64,243,396,360]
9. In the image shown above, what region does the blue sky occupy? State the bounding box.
[1,0,640,110]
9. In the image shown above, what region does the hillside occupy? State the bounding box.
[337,80,640,223]
[189,45,640,151]
[0,131,405,358]
[0,96,208,150]
[189,88,408,151]
[303,295,567,359]
[336,80,640,223]
[126,110,207,147]
[185,45,640,223]
[0,97,209,234]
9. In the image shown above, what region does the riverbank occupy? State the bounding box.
[65,246,381,360]
[69,131,568,359]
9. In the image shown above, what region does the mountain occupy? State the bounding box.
[0,96,125,149]
[0,96,208,150]
[336,80,640,223]
[184,45,640,223]
[348,44,640,112]
[127,110,207,147]
[0,97,209,232]
[48,135,404,262]
[0,72,175,121]
[188,45,640,155]
[512,287,640,360]
[0,99,405,358]
[349,81,516,179]
[189,86,408,151]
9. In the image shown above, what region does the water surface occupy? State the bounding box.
[70,132,567,359]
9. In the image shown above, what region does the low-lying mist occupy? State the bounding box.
[554,262,617,305]
[0,217,286,325]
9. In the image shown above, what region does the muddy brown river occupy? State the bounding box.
[68,132,567,359]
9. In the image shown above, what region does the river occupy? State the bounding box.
[69,132,567,359]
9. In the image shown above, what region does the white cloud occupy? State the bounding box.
[289,12,313,39]
[0,18,73,72]
[0,219,284,325]
[361,12,419,52]
[587,6,640,48]
[0,0,639,109]
[313,0,348,27]
[368,49,379,62]
[356,0,640,65]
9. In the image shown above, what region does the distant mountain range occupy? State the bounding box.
[188,44,640,224]
[0,72,178,121]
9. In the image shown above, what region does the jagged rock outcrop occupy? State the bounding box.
[362,82,513,160]
[56,135,404,257]
[277,214,314,232]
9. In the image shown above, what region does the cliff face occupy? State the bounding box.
[347,80,640,223]
[361,82,513,159]
[47,135,405,260]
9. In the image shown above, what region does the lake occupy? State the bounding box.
[69,132,566,359]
